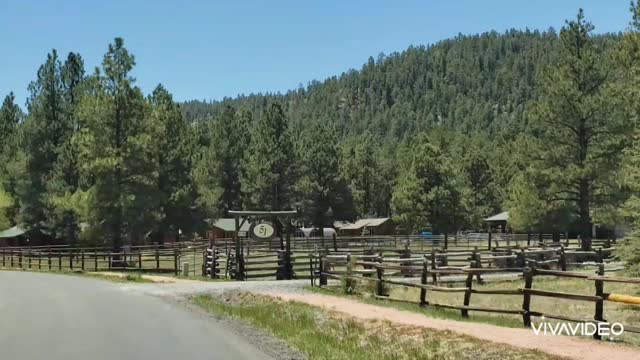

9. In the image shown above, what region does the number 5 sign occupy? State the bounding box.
[250,221,276,240]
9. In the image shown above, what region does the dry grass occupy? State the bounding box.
[379,275,640,345]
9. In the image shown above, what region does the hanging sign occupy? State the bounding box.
[250,220,276,240]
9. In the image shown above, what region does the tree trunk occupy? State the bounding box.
[578,179,592,250]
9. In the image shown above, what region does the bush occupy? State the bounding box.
[616,232,640,276]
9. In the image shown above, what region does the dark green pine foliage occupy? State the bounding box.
[47,52,85,245]
[194,105,250,218]
[181,29,568,137]
[75,38,160,249]
[460,138,501,228]
[150,84,198,241]
[392,134,469,234]
[241,102,296,210]
[0,92,22,226]
[339,131,393,217]
[18,50,66,232]
[0,92,22,195]
[295,121,354,232]
[523,10,631,249]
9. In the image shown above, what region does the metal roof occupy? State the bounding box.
[484,211,509,222]
[339,218,391,230]
[0,226,27,239]
[210,218,251,232]
[300,227,337,238]
[228,210,298,217]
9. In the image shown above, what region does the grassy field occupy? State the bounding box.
[191,292,561,360]
[319,274,640,346]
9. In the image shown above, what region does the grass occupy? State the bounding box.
[314,274,640,346]
[0,267,154,283]
[191,292,561,360]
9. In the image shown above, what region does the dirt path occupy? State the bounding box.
[262,292,640,360]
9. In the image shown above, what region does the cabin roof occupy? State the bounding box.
[484,211,509,222]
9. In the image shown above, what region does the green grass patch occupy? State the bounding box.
[191,292,561,360]
[0,267,154,283]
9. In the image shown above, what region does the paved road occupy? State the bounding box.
[0,271,272,360]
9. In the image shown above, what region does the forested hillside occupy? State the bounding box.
[1,7,640,251]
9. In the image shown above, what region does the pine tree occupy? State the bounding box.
[390,166,425,233]
[0,92,22,201]
[150,84,197,242]
[527,9,632,249]
[295,121,354,232]
[241,102,295,210]
[74,38,160,249]
[392,134,468,234]
[47,52,85,245]
[18,50,66,232]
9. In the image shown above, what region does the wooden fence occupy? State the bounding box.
[0,242,208,275]
[205,235,618,281]
[312,249,640,341]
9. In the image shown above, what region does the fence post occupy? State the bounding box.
[174,248,179,276]
[28,249,32,269]
[517,249,525,268]
[1,248,4,267]
[138,251,142,271]
[332,233,338,252]
[444,233,448,250]
[522,262,535,327]
[38,252,41,270]
[319,258,327,286]
[155,243,160,270]
[430,250,437,285]
[309,255,315,287]
[18,250,22,268]
[48,248,51,270]
[420,258,428,307]
[94,250,98,271]
[376,264,386,296]
[462,269,474,318]
[81,250,85,271]
[594,264,605,340]
[559,246,567,271]
[58,252,62,270]
[108,251,112,271]
[69,250,73,270]
[400,245,411,277]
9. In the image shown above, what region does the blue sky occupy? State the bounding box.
[0,0,632,107]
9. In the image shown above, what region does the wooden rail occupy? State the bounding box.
[313,253,639,340]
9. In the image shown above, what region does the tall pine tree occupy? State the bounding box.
[74,38,160,249]
[527,9,632,249]
[241,103,295,210]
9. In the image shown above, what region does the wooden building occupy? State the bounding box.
[0,226,62,247]
[337,218,395,236]
[206,218,251,240]
[485,211,509,233]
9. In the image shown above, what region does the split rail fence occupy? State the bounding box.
[311,246,640,341]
